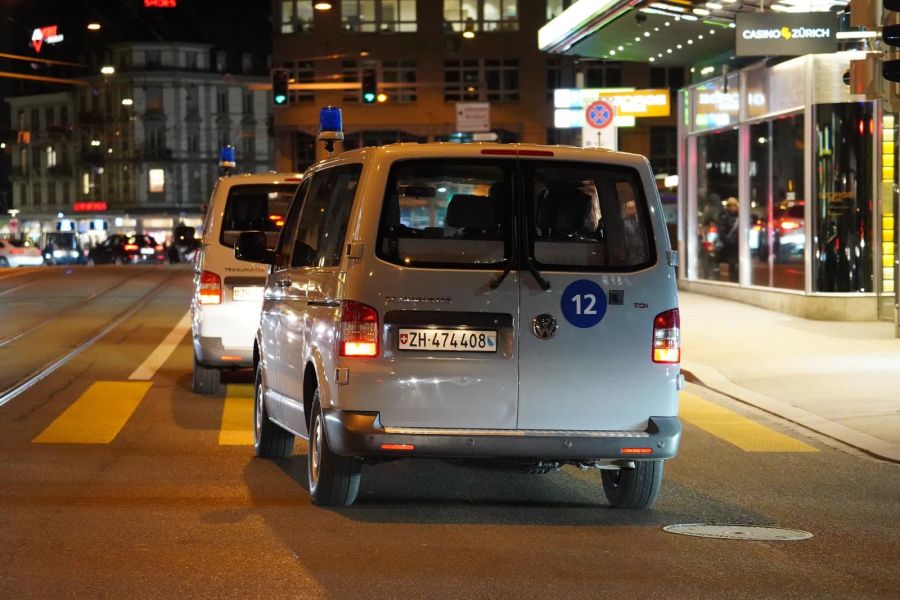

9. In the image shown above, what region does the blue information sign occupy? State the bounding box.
[560,279,608,328]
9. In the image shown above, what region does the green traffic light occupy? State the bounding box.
[274,94,287,105]
[363,92,376,103]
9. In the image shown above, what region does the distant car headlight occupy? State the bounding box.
[53,250,66,257]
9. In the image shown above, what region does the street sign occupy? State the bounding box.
[455,102,490,133]
[585,100,615,130]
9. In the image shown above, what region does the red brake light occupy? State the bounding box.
[779,220,800,231]
[199,270,221,305]
[123,243,138,251]
[480,148,555,157]
[652,308,680,364]
[154,244,164,251]
[339,300,379,357]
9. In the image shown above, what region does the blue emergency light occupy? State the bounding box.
[318,106,344,154]
[318,106,344,139]
[219,145,236,169]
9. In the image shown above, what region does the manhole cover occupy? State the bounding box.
[663,524,814,541]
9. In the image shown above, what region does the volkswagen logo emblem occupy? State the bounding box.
[532,314,557,339]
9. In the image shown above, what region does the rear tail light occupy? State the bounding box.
[339,300,379,357]
[154,244,164,251]
[10,248,22,255]
[123,243,138,252]
[652,308,680,364]
[198,270,222,305]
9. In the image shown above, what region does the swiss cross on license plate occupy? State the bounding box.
[398,328,497,352]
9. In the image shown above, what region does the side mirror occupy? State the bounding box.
[235,231,275,264]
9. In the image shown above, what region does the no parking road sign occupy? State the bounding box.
[585,100,615,130]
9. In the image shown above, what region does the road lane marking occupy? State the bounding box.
[33,381,152,444]
[680,391,818,453]
[219,384,254,445]
[0,280,36,297]
[129,310,192,380]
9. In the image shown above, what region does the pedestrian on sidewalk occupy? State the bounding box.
[717,197,740,283]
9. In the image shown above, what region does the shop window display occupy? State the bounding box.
[695,129,739,282]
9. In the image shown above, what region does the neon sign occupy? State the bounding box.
[144,0,177,7]
[31,26,64,54]
[73,201,108,212]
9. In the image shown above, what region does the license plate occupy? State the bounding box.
[232,286,264,301]
[139,247,154,255]
[398,328,497,352]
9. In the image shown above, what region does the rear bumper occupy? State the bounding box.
[323,411,681,461]
[193,335,253,368]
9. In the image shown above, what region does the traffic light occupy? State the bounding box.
[361,67,377,104]
[272,68,289,106]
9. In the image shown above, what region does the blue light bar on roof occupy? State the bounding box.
[318,106,344,141]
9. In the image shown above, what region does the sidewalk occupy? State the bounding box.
[678,291,900,463]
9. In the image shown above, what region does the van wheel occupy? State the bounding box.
[601,461,664,509]
[308,390,361,506]
[192,355,222,395]
[253,367,294,458]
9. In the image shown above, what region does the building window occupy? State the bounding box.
[32,146,41,172]
[216,51,227,73]
[149,169,165,193]
[283,61,315,103]
[444,59,518,102]
[242,134,256,159]
[60,106,68,126]
[217,89,229,113]
[241,53,253,74]
[187,51,198,70]
[188,128,200,153]
[18,184,27,208]
[242,91,254,115]
[146,50,162,68]
[650,66,685,90]
[546,58,575,102]
[48,182,57,205]
[381,60,417,102]
[46,145,57,169]
[146,85,163,112]
[649,127,676,176]
[695,129,739,283]
[45,107,54,127]
[342,0,417,33]
[33,183,42,206]
[281,0,314,33]
[583,61,622,88]
[546,0,574,20]
[444,0,518,32]
[17,110,25,130]
[31,109,40,132]
[147,124,166,153]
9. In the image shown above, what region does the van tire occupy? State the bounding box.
[601,460,664,509]
[308,390,361,506]
[253,367,294,458]
[192,355,222,395]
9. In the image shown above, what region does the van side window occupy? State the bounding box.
[274,178,311,271]
[527,162,654,271]
[290,164,362,268]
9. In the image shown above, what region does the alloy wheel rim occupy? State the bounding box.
[311,413,322,485]
[254,380,263,444]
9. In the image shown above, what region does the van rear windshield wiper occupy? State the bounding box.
[489,259,516,290]
[523,256,551,291]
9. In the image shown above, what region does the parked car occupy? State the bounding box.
[0,239,44,267]
[168,224,201,264]
[88,234,166,265]
[236,143,682,508]
[190,172,302,395]
[41,232,87,265]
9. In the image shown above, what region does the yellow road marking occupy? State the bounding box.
[680,391,818,453]
[219,384,254,445]
[33,381,152,444]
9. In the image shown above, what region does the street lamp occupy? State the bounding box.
[121,98,134,106]
[100,65,115,75]
[87,23,101,31]
[314,2,332,10]
[462,18,476,39]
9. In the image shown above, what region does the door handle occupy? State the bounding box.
[276,278,292,288]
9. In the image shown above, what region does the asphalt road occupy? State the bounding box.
[0,265,898,599]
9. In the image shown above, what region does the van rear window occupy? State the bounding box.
[526,162,655,271]
[377,160,512,268]
[219,184,297,248]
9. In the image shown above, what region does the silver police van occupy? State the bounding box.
[235,141,682,508]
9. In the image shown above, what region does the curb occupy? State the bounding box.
[681,360,900,465]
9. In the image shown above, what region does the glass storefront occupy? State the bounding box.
[748,114,805,290]
[814,103,875,292]
[678,53,896,324]
[696,130,739,282]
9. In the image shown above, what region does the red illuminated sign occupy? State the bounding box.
[144,0,177,7]
[31,26,64,54]
[73,201,108,212]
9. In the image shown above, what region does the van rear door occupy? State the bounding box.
[515,160,679,431]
